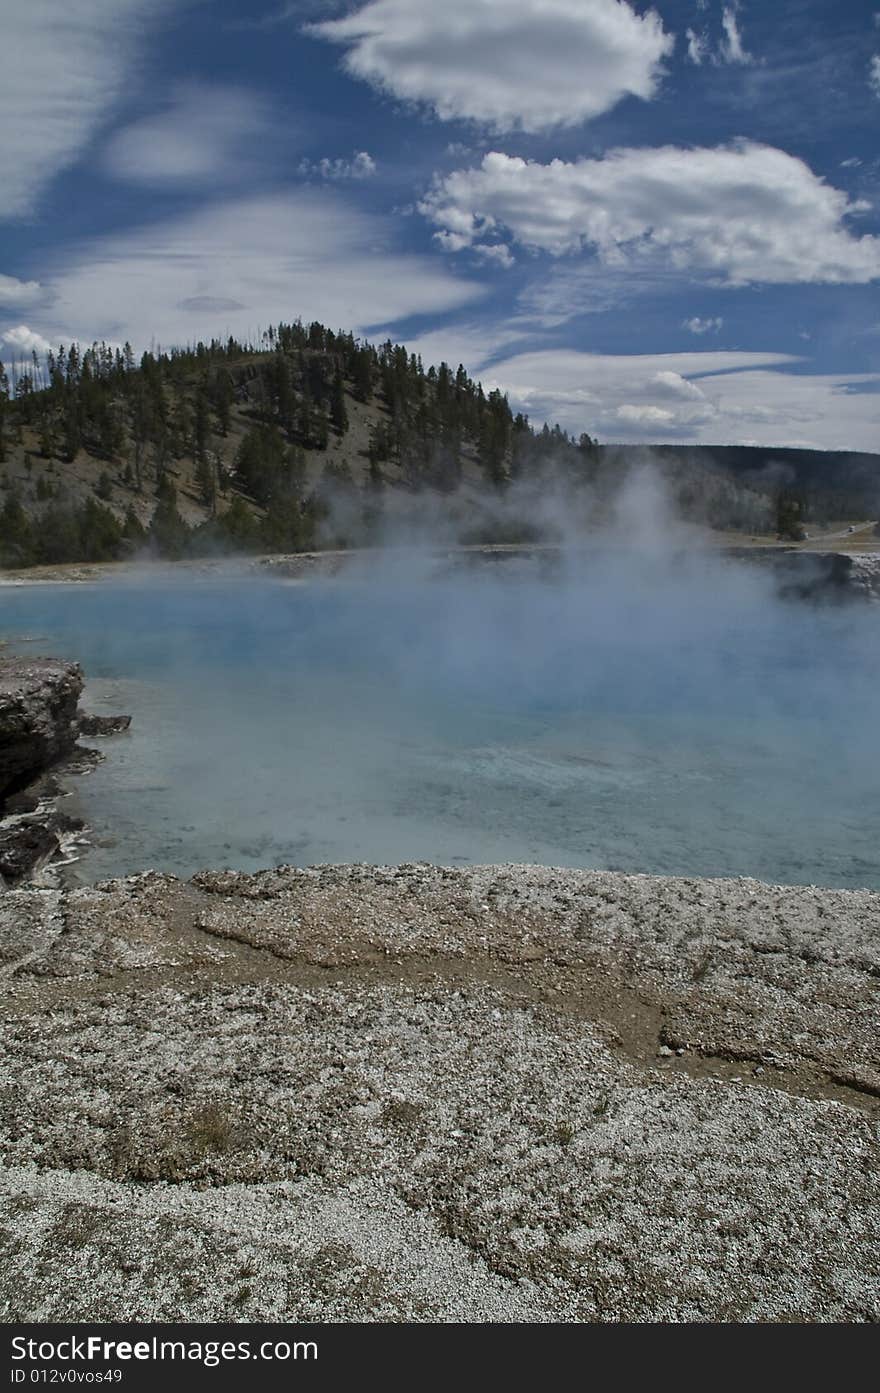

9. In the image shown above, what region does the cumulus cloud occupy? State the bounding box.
[20,191,484,352]
[1,325,53,357]
[102,84,274,186]
[421,144,880,285]
[308,0,673,132]
[0,275,44,309]
[477,348,880,451]
[0,0,180,218]
[683,316,723,334]
[870,55,880,98]
[297,151,377,180]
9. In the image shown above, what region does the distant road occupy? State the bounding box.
[804,521,877,543]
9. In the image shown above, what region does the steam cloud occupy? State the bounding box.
[3,467,878,890]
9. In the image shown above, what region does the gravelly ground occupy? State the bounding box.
[1,862,878,1322]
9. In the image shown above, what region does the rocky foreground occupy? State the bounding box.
[1,861,878,1322]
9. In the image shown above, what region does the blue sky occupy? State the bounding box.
[1,0,879,450]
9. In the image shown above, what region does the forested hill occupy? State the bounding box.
[0,320,876,567]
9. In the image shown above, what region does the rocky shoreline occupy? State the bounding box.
[2,544,879,601]
[0,657,129,887]
[259,546,880,602]
[0,860,877,1322]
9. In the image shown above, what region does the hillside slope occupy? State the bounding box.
[1,321,876,566]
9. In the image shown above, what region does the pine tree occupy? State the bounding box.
[195,452,217,512]
[330,369,348,435]
[218,494,259,550]
[122,505,146,546]
[350,345,373,402]
[0,490,32,564]
[212,370,234,436]
[149,483,190,559]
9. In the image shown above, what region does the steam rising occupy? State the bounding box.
[3,470,878,889]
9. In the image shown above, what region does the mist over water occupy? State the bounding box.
[2,532,879,889]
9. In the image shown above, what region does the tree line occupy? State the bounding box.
[0,320,600,565]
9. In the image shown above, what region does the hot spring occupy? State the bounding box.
[2,547,879,889]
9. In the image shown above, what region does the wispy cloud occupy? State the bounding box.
[20,191,485,351]
[102,83,275,187]
[685,2,755,68]
[515,264,678,326]
[719,3,752,64]
[0,0,182,219]
[686,28,709,65]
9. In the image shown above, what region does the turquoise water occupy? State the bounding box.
[2,558,879,888]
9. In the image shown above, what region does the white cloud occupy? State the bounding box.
[21,191,484,351]
[471,243,515,269]
[870,55,880,98]
[421,144,880,285]
[0,0,180,218]
[613,403,677,428]
[683,316,723,334]
[1,325,53,358]
[102,84,273,186]
[477,348,880,451]
[651,370,708,400]
[308,0,673,133]
[298,151,377,180]
[0,275,44,309]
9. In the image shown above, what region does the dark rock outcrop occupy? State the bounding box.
[0,658,83,800]
[77,713,131,737]
[0,819,59,881]
[0,657,129,887]
[726,548,880,603]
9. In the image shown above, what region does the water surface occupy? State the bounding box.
[2,556,878,888]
